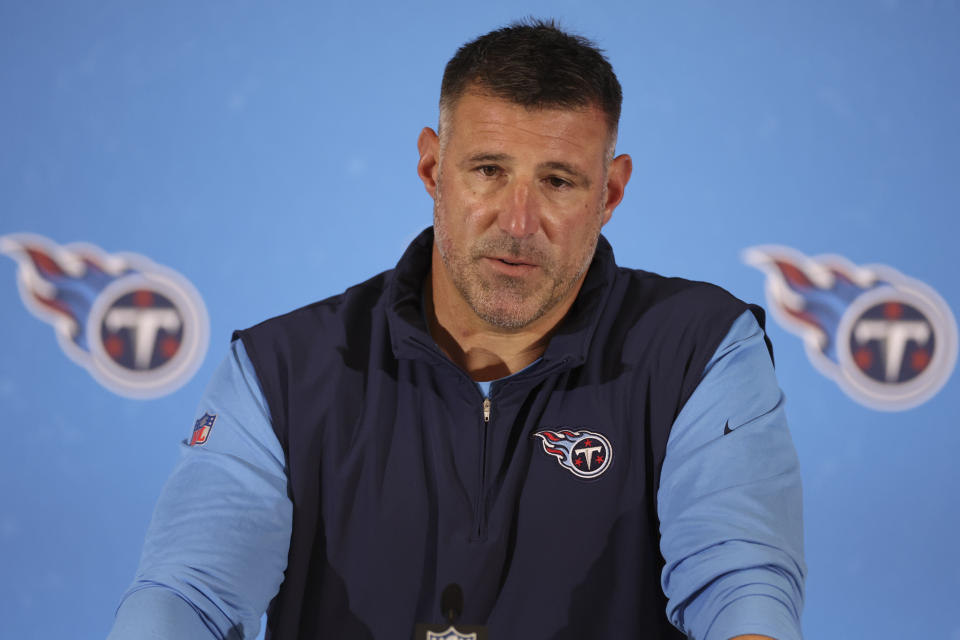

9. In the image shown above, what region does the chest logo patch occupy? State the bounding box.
[534,429,612,479]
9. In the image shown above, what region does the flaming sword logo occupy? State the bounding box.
[1,233,209,399]
[744,245,957,411]
[534,429,613,479]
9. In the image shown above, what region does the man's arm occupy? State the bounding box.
[108,340,292,640]
[658,310,806,640]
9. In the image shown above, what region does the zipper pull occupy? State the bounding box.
[483,398,491,423]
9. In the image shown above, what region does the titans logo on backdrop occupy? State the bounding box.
[745,245,957,411]
[1,233,209,399]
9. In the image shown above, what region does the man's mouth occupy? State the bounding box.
[490,255,534,267]
[484,255,538,275]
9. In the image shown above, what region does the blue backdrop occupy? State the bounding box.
[2,2,958,638]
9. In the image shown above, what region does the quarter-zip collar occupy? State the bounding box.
[387,227,617,370]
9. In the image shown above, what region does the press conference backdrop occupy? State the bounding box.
[2,2,958,638]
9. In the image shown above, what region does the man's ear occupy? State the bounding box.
[417,127,440,199]
[601,153,633,226]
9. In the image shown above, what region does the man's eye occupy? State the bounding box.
[547,176,572,189]
[477,165,500,178]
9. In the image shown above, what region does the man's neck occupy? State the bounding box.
[425,267,580,382]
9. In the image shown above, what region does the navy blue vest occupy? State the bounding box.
[235,228,761,639]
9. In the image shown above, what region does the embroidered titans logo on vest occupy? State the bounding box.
[745,245,957,411]
[0,233,210,399]
[534,429,613,479]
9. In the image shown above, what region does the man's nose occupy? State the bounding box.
[497,181,540,238]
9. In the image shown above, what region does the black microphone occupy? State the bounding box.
[440,583,463,624]
[414,582,487,639]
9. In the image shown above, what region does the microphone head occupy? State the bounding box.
[440,583,464,622]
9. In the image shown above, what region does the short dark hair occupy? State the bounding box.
[440,19,622,137]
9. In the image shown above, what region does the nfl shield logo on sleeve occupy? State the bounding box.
[190,413,216,446]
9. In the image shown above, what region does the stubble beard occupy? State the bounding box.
[432,184,602,331]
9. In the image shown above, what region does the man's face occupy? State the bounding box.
[418,92,631,331]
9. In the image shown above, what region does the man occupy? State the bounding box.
[110,20,804,640]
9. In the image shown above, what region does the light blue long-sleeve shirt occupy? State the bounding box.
[109,310,805,639]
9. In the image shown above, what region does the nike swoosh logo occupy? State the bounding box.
[723,421,733,435]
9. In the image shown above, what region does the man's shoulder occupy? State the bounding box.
[603,266,756,363]
[233,270,393,350]
[613,266,747,321]
[240,269,393,336]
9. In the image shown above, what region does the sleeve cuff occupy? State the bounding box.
[108,586,218,639]
[705,591,803,640]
